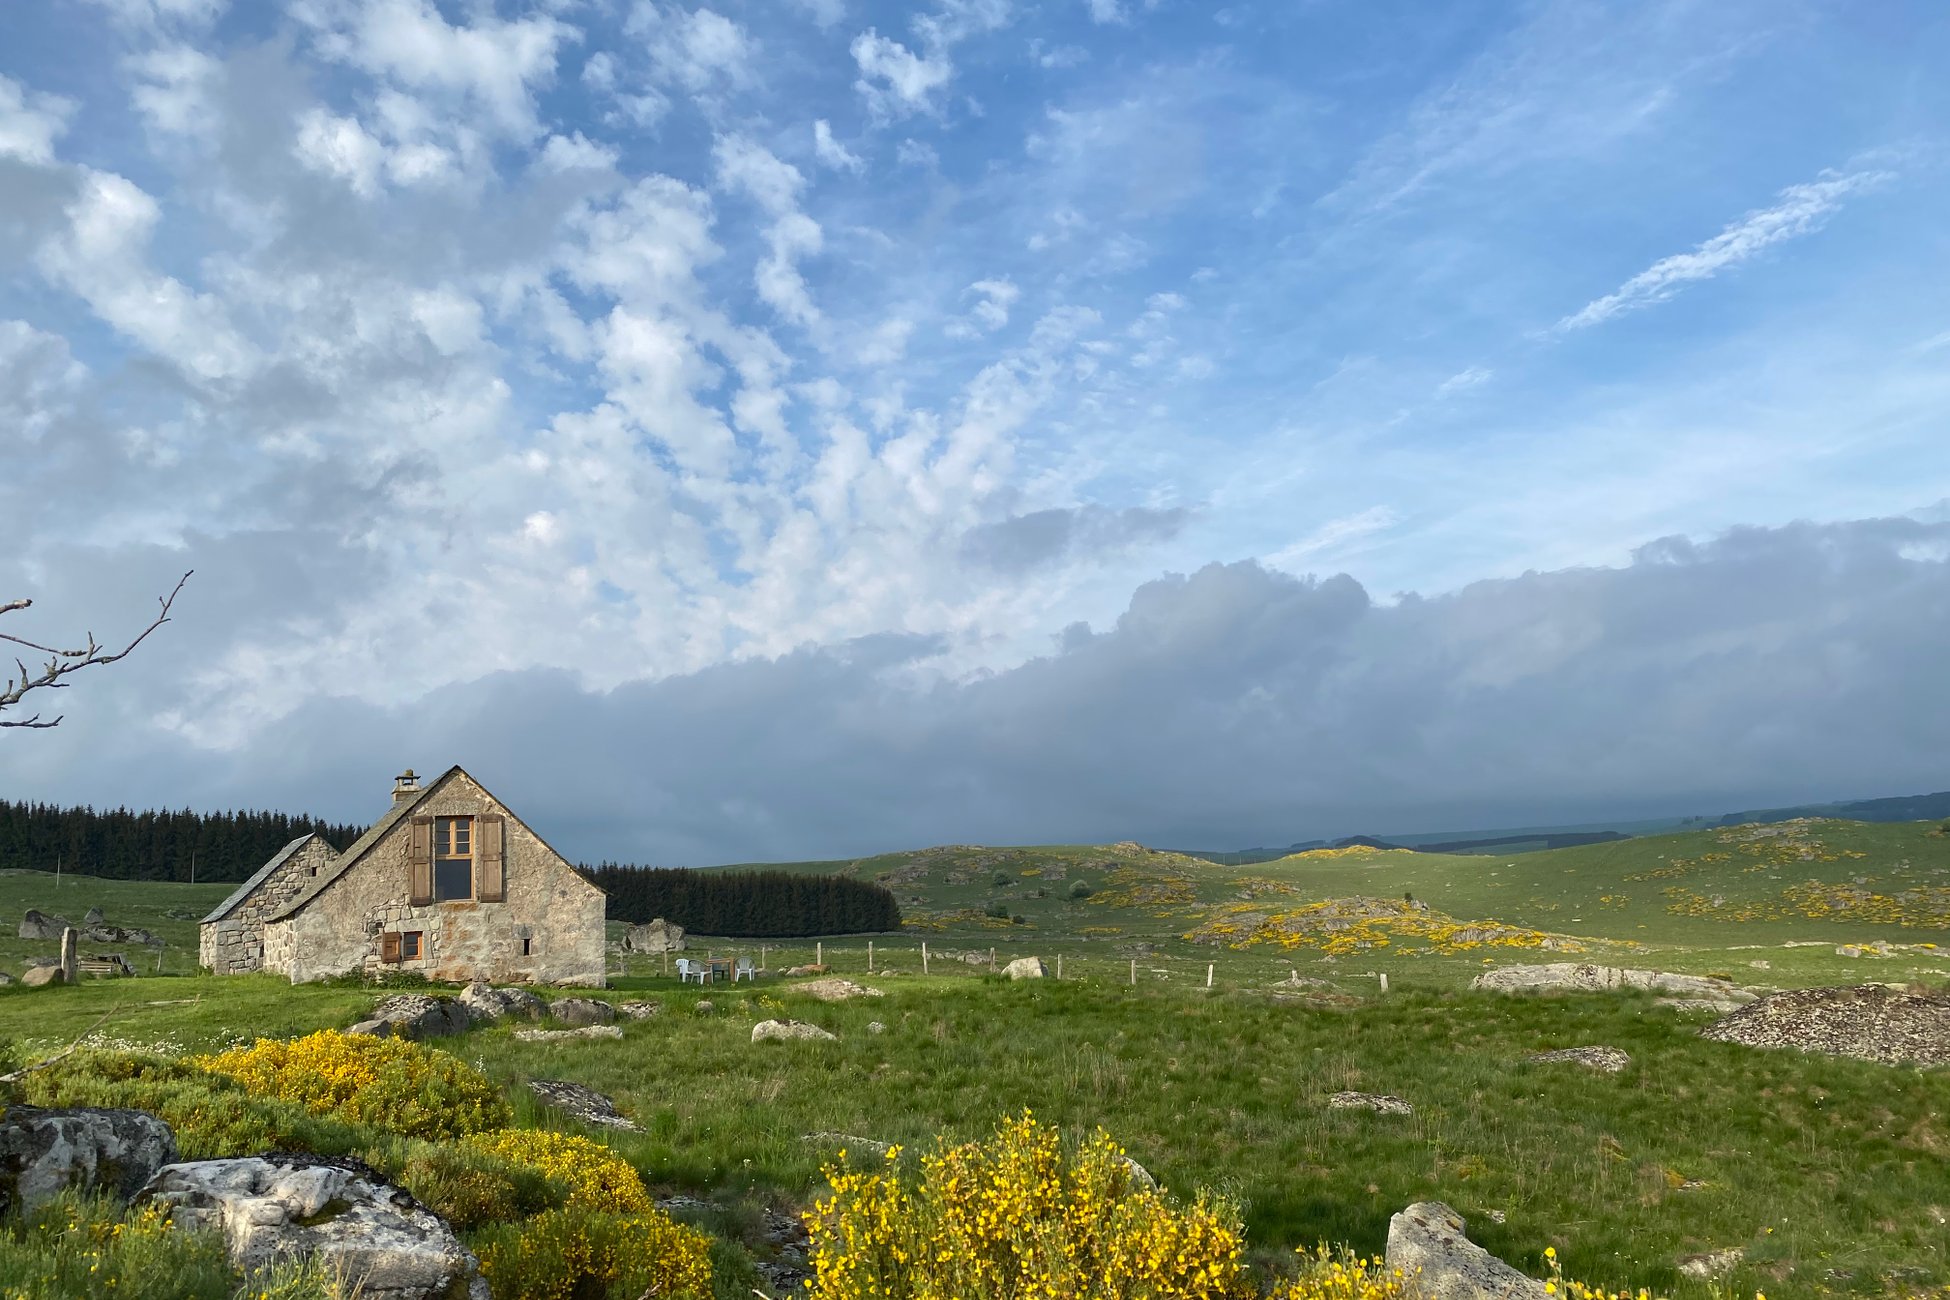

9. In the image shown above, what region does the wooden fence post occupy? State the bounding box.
[1130,959,1136,986]
[1056,955,1063,980]
[1206,963,1214,989]
[817,941,823,967]
[868,941,874,972]
[922,942,929,974]
[989,947,996,972]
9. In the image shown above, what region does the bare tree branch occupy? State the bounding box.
[0,571,192,729]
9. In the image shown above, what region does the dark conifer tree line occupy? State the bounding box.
[583,863,901,936]
[0,798,362,883]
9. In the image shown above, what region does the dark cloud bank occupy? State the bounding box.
[6,514,1947,865]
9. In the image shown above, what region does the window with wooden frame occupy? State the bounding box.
[401,931,423,960]
[409,812,507,906]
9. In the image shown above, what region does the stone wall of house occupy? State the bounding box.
[199,837,341,974]
[265,771,607,987]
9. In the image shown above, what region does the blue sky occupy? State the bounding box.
[2,0,1948,862]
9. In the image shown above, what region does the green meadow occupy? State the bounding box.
[2,816,1947,1299]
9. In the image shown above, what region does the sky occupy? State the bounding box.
[1,0,1948,865]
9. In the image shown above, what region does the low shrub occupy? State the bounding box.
[1067,880,1094,900]
[389,1140,571,1231]
[198,1031,511,1141]
[471,1207,713,1300]
[984,901,1011,920]
[802,1111,1248,1300]
[1266,1246,1414,1300]
[18,1050,370,1159]
[0,1192,241,1300]
[462,1130,652,1214]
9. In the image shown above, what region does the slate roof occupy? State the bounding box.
[201,834,323,924]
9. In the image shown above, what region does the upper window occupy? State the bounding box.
[433,816,473,901]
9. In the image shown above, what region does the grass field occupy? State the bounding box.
[2,818,1948,1298]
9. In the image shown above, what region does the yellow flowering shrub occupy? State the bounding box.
[196,1031,510,1141]
[472,1207,713,1300]
[1267,1246,1415,1300]
[802,1111,1248,1300]
[462,1129,653,1213]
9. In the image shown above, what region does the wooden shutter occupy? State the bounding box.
[408,816,433,906]
[477,815,506,903]
[380,932,401,964]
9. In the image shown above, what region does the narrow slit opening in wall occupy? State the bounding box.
[520,936,532,956]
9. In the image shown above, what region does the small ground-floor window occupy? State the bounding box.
[401,930,424,960]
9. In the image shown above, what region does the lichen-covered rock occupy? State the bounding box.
[752,1019,838,1043]
[1328,1091,1413,1116]
[1003,957,1047,980]
[1700,984,1950,1067]
[459,981,543,1023]
[0,1106,177,1215]
[792,977,883,1002]
[20,965,65,988]
[511,1025,623,1042]
[140,1155,488,1300]
[18,910,70,942]
[1677,1247,1745,1280]
[549,997,616,1027]
[1386,1202,1549,1300]
[1525,1046,1631,1074]
[353,994,473,1040]
[615,1000,663,1020]
[1470,963,1754,1003]
[621,918,687,953]
[526,1080,639,1130]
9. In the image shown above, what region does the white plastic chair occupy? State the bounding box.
[734,956,756,983]
[676,958,706,985]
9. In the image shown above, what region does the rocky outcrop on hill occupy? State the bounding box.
[140,1155,488,1300]
[1700,984,1950,1067]
[1471,963,1754,1003]
[1386,1202,1548,1300]
[0,1106,177,1214]
[349,995,472,1040]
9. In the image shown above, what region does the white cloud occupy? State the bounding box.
[1556,169,1893,332]
[1085,0,1124,23]
[0,76,74,165]
[895,138,939,168]
[851,30,952,119]
[1265,506,1399,571]
[714,135,824,327]
[946,278,1019,337]
[787,0,846,27]
[129,44,222,139]
[633,4,751,95]
[1434,366,1493,397]
[293,109,387,197]
[813,119,864,173]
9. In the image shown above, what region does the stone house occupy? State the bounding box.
[199,766,606,986]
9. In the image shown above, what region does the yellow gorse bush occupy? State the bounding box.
[196,1031,510,1141]
[802,1111,1249,1300]
[1267,1246,1415,1300]
[462,1129,653,1213]
[473,1207,713,1300]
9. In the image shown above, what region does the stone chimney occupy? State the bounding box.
[392,769,422,806]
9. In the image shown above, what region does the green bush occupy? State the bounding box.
[471,1207,714,1300]
[1067,880,1093,900]
[984,901,1011,920]
[388,1140,570,1231]
[0,1191,239,1300]
[18,1050,372,1158]
[992,872,1012,887]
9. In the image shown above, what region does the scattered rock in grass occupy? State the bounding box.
[1273,972,1334,989]
[1482,1209,1506,1225]
[753,1019,838,1043]
[800,1132,892,1157]
[0,1106,178,1215]
[1328,1092,1413,1116]
[1836,942,1894,959]
[1677,1247,1745,1280]
[526,1080,639,1131]
[1121,1156,1157,1190]
[549,997,616,1027]
[1525,1046,1631,1074]
[511,1025,623,1042]
[1386,1202,1548,1300]
[1269,990,1363,1009]
[20,965,65,988]
[867,1021,886,1035]
[1700,984,1950,1067]
[784,964,828,976]
[17,910,70,942]
[357,995,471,1040]
[140,1155,488,1300]
[754,1206,812,1292]
[621,917,687,953]
[693,1000,715,1016]
[615,1000,662,1020]
[1658,997,1745,1014]
[794,977,883,1002]
[1471,963,1754,1002]
[1003,957,1048,980]
[0,972,13,986]
[459,981,543,1023]
[1748,960,1772,970]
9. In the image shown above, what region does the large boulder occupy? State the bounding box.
[350,995,471,1040]
[1386,1202,1549,1300]
[793,977,883,1002]
[550,997,616,1027]
[1470,963,1754,1003]
[752,1019,838,1043]
[140,1155,488,1300]
[18,910,70,942]
[1003,957,1048,980]
[621,918,687,953]
[458,981,544,1024]
[0,1106,178,1215]
[20,965,65,988]
[1700,984,1950,1067]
